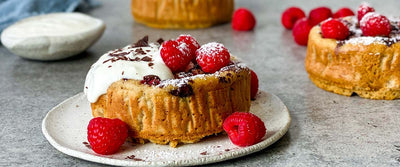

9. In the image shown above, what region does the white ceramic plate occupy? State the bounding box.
[42,90,291,166]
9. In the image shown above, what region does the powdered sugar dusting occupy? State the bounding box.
[333,16,400,46]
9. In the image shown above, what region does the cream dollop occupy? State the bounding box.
[84,43,174,103]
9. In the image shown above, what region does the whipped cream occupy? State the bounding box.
[84,43,174,103]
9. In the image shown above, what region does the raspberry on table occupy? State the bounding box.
[357,2,375,23]
[309,7,333,26]
[333,7,355,18]
[281,7,306,29]
[232,8,256,31]
[87,117,128,155]
[223,112,266,147]
[195,42,230,73]
[176,35,200,60]
[321,19,350,40]
[292,18,313,46]
[250,70,259,100]
[360,12,391,37]
[160,40,191,73]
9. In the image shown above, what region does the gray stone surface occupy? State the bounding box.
[1,0,400,166]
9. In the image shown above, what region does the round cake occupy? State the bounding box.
[305,16,400,100]
[84,36,251,147]
[130,0,234,29]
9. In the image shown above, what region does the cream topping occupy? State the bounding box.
[84,43,174,103]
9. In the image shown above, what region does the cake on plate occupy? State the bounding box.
[305,14,400,100]
[130,0,234,29]
[84,35,251,147]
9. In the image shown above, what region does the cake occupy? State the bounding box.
[84,36,251,147]
[130,0,234,29]
[305,16,400,100]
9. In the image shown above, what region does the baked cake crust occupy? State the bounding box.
[305,22,400,100]
[91,64,251,147]
[130,0,234,29]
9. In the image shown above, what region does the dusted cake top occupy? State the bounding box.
[333,16,400,46]
[84,37,174,103]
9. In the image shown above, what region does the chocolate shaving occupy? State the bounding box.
[157,38,164,45]
[169,84,193,97]
[109,51,130,57]
[200,151,207,155]
[141,56,152,62]
[135,48,146,55]
[148,63,154,67]
[132,36,149,48]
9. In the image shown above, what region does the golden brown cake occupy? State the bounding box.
[305,16,400,100]
[85,37,251,147]
[130,0,234,29]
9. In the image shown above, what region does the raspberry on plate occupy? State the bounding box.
[321,19,349,40]
[281,7,306,29]
[223,112,266,147]
[360,12,391,37]
[250,70,259,100]
[195,42,230,73]
[160,40,191,73]
[357,2,375,23]
[333,7,355,18]
[232,8,256,31]
[176,35,200,59]
[292,18,313,46]
[87,117,128,155]
[309,7,333,26]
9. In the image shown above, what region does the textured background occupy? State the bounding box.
[1,0,400,166]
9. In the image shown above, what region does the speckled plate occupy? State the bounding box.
[42,90,291,166]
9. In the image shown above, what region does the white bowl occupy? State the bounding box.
[1,12,105,61]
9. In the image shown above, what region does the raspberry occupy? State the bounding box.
[160,40,191,73]
[140,75,161,86]
[232,8,256,31]
[309,7,333,26]
[195,42,230,73]
[360,12,391,37]
[292,18,312,46]
[333,7,355,18]
[250,70,259,100]
[321,19,350,40]
[357,3,375,23]
[87,117,128,155]
[281,7,306,29]
[223,112,266,147]
[176,35,200,59]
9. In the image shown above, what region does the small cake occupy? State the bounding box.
[84,36,251,147]
[305,15,400,100]
[130,0,234,29]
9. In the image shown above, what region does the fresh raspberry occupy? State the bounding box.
[360,12,391,37]
[223,112,266,147]
[232,8,256,31]
[195,42,230,73]
[160,40,191,73]
[176,35,200,59]
[250,70,259,100]
[309,7,333,26]
[140,75,161,86]
[87,117,128,155]
[281,7,306,29]
[333,7,355,18]
[321,19,350,40]
[357,3,375,23]
[292,18,312,46]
